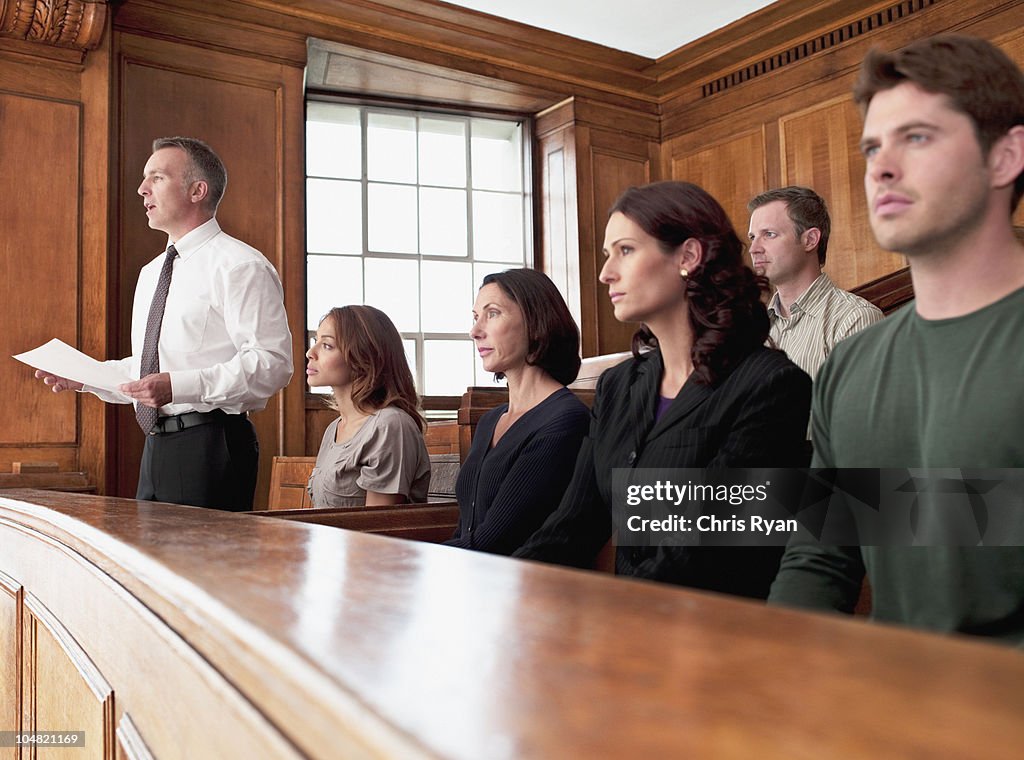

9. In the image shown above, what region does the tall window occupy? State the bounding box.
[305,101,531,396]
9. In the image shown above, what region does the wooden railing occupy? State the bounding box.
[3,489,1023,759]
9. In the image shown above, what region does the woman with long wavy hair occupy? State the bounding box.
[514,181,811,598]
[305,305,430,507]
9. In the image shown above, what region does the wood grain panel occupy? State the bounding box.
[0,92,79,447]
[115,33,305,506]
[539,127,582,329]
[23,595,114,760]
[589,148,651,355]
[671,129,767,258]
[114,0,655,108]
[6,489,1024,759]
[309,40,560,112]
[0,572,20,760]
[115,715,154,760]
[780,96,904,289]
[1,504,303,759]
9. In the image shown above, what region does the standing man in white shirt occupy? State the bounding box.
[37,137,293,511]
[747,186,882,380]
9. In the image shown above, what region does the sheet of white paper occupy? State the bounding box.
[13,338,133,393]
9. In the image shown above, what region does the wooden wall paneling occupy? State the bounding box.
[22,594,115,759]
[780,95,905,289]
[644,0,883,92]
[79,12,114,495]
[0,91,81,468]
[114,0,654,110]
[0,571,20,760]
[568,102,659,357]
[670,128,768,256]
[657,0,1006,141]
[536,99,581,335]
[307,38,562,113]
[588,140,654,355]
[113,33,305,507]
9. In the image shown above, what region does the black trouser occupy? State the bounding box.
[136,411,258,512]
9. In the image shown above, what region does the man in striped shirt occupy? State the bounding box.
[747,186,882,380]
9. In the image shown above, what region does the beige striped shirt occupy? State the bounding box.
[768,273,884,381]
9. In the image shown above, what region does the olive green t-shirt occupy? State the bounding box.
[770,286,1024,643]
[814,285,1024,469]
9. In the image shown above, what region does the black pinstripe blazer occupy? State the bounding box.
[513,346,812,599]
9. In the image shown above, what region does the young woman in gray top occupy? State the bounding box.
[306,305,430,508]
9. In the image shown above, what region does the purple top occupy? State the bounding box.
[655,395,675,421]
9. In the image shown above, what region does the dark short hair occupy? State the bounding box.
[854,35,1024,211]
[480,269,581,386]
[748,186,831,267]
[320,305,425,432]
[610,181,769,386]
[152,136,228,213]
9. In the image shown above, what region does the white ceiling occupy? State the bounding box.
[441,0,778,58]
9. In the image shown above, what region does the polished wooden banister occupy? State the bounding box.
[252,501,459,543]
[2,489,1023,759]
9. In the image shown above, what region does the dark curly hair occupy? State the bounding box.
[480,269,582,386]
[609,181,770,386]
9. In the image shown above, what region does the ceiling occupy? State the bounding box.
[440,0,778,58]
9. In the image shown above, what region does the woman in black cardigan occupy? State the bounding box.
[444,269,589,555]
[514,181,812,599]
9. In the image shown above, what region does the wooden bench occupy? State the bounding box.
[251,501,460,543]
[0,462,94,494]
[268,453,459,511]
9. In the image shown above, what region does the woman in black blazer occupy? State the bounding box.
[514,181,811,599]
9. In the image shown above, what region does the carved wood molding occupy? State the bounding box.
[0,0,107,51]
[700,0,938,99]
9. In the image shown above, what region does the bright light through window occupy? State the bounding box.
[305,102,531,397]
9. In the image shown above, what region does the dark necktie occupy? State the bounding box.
[136,245,178,433]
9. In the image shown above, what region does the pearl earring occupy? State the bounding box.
[679,268,689,279]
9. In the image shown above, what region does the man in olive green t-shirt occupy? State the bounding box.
[768,35,1024,644]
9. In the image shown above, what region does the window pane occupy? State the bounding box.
[421,261,472,333]
[368,113,417,183]
[419,118,466,188]
[306,255,363,331]
[472,119,522,192]
[403,339,419,392]
[420,187,467,257]
[473,191,524,262]
[365,258,419,332]
[307,179,362,254]
[424,340,474,396]
[306,103,361,179]
[472,262,511,291]
[368,183,418,253]
[307,103,530,400]
[474,354,507,388]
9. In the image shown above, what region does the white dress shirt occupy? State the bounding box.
[91,218,293,415]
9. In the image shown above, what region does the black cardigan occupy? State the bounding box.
[514,347,812,599]
[445,386,589,555]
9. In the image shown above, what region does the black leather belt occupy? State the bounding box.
[149,410,244,435]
